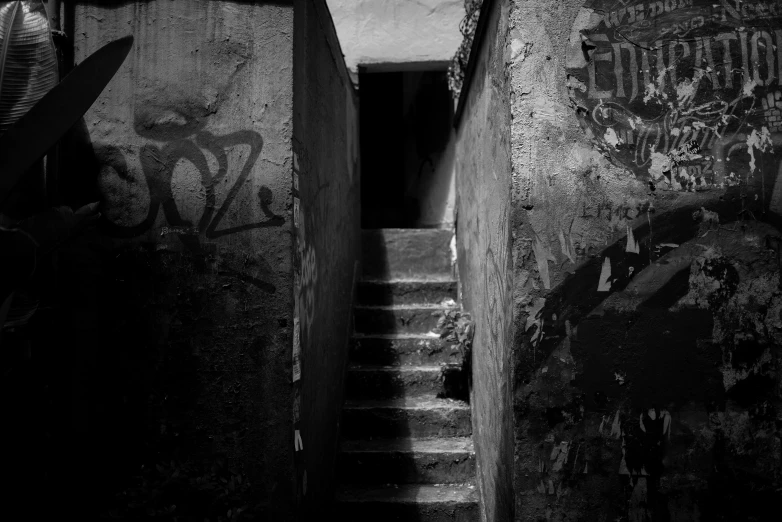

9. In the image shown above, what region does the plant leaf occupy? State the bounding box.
[0,290,13,333]
[0,34,133,202]
[0,1,58,136]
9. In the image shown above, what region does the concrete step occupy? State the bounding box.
[341,397,472,439]
[345,365,464,400]
[354,305,455,335]
[357,280,458,307]
[337,437,475,485]
[362,229,454,281]
[335,484,479,521]
[351,334,463,366]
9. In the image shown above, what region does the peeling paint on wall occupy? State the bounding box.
[625,223,640,254]
[566,0,782,191]
[532,234,556,289]
[597,256,612,291]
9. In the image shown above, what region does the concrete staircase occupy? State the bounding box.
[335,229,478,521]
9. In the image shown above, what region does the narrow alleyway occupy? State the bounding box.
[335,229,478,520]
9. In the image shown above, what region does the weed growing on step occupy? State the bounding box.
[433,310,474,401]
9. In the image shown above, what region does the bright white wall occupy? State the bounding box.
[326,0,465,72]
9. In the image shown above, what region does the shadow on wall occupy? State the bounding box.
[417,128,456,228]
[516,159,782,519]
[82,97,287,293]
[360,69,455,229]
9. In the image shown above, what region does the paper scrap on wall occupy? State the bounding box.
[292,316,301,382]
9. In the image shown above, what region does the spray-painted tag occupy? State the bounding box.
[292,317,301,382]
[293,388,300,422]
[293,197,300,228]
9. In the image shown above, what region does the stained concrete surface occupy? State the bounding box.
[293,0,361,516]
[503,0,782,520]
[453,0,515,520]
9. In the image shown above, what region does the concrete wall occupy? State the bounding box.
[400,72,456,227]
[453,1,515,520]
[508,0,782,520]
[326,0,465,73]
[417,129,457,228]
[292,0,361,515]
[71,1,297,519]
[325,1,462,230]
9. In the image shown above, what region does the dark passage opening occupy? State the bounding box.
[359,68,453,229]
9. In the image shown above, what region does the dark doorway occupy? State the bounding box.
[359,68,453,229]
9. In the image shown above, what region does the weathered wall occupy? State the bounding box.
[71,1,297,519]
[326,0,462,230]
[400,72,456,228]
[417,128,457,228]
[292,0,361,515]
[326,0,465,73]
[508,0,782,520]
[454,0,515,520]
[359,69,455,228]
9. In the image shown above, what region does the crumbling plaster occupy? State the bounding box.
[507,0,782,520]
[508,0,648,293]
[73,1,298,518]
[454,1,514,520]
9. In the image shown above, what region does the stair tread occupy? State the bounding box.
[341,437,474,454]
[359,278,458,283]
[354,303,458,310]
[360,277,457,283]
[343,397,470,410]
[336,483,478,504]
[362,228,454,232]
[352,332,446,340]
[347,364,447,372]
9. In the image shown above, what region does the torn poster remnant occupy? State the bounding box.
[565,0,782,189]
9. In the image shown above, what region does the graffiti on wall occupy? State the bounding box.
[292,138,318,343]
[94,123,284,291]
[97,129,283,239]
[566,0,782,191]
[514,2,782,520]
[295,206,318,343]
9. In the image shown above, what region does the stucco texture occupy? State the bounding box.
[292,0,361,516]
[326,0,465,71]
[508,0,782,520]
[72,1,296,519]
[454,1,515,520]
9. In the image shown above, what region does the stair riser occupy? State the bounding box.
[341,407,472,439]
[354,308,445,335]
[337,452,475,484]
[362,229,454,281]
[345,370,444,400]
[350,337,463,366]
[336,502,479,522]
[357,281,457,307]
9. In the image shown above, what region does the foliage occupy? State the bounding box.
[434,309,474,400]
[103,456,262,522]
[0,202,100,333]
[0,0,59,135]
[435,309,474,355]
[447,0,484,102]
[0,9,132,333]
